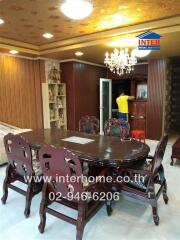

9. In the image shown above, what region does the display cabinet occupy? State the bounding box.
[42,83,67,129]
[128,100,147,132]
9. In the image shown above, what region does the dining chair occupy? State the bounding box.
[1,133,43,217]
[104,118,130,138]
[38,145,108,240]
[79,115,100,177]
[111,135,169,225]
[79,115,99,134]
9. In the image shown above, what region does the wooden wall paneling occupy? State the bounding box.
[61,61,106,130]
[39,59,46,83]
[61,62,76,130]
[147,59,166,140]
[74,62,106,130]
[0,55,43,129]
[33,60,44,128]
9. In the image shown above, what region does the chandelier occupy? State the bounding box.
[104,48,137,75]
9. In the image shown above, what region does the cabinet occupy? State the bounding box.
[129,100,146,131]
[42,83,67,129]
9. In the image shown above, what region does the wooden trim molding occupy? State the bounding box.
[60,59,105,68]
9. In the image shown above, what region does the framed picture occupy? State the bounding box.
[136,84,147,99]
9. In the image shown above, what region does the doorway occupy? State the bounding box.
[112,79,131,118]
[99,78,112,134]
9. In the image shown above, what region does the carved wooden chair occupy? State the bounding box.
[104,118,130,138]
[112,135,169,225]
[1,133,43,217]
[38,145,108,240]
[79,115,99,134]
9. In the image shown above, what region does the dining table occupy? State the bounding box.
[20,129,150,168]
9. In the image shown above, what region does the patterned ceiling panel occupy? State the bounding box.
[0,0,180,45]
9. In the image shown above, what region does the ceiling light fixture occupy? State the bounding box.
[9,50,19,54]
[75,51,84,56]
[43,32,54,39]
[104,48,137,76]
[61,0,93,20]
[131,48,151,58]
[0,18,5,24]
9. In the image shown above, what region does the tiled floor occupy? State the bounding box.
[0,138,180,240]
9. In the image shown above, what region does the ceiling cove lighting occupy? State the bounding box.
[75,51,84,56]
[42,32,54,39]
[0,18,5,24]
[104,48,137,76]
[107,38,138,48]
[131,48,151,57]
[61,0,93,20]
[9,50,19,54]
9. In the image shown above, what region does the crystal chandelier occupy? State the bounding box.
[104,48,137,75]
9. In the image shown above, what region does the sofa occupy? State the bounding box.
[0,122,31,165]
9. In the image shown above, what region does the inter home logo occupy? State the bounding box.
[136,31,161,50]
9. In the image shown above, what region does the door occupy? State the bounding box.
[100,78,112,135]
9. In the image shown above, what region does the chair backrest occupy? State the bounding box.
[79,115,99,134]
[39,146,83,201]
[152,135,168,174]
[4,133,33,177]
[104,118,130,138]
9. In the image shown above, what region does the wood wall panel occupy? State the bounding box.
[61,62,76,130]
[0,56,44,129]
[33,60,44,128]
[147,59,166,140]
[74,63,106,130]
[61,61,106,130]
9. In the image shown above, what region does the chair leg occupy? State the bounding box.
[163,180,169,204]
[151,201,159,226]
[24,182,33,218]
[1,179,9,204]
[38,201,46,233]
[38,184,49,233]
[106,200,112,216]
[159,164,169,204]
[76,202,86,240]
[1,165,11,204]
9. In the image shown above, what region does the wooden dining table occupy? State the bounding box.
[20,129,150,168]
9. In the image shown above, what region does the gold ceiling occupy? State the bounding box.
[0,0,180,45]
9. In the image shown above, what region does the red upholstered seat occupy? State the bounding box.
[131,130,146,143]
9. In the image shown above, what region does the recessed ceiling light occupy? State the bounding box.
[75,51,84,56]
[0,18,5,24]
[61,0,93,20]
[9,50,19,54]
[42,32,54,39]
